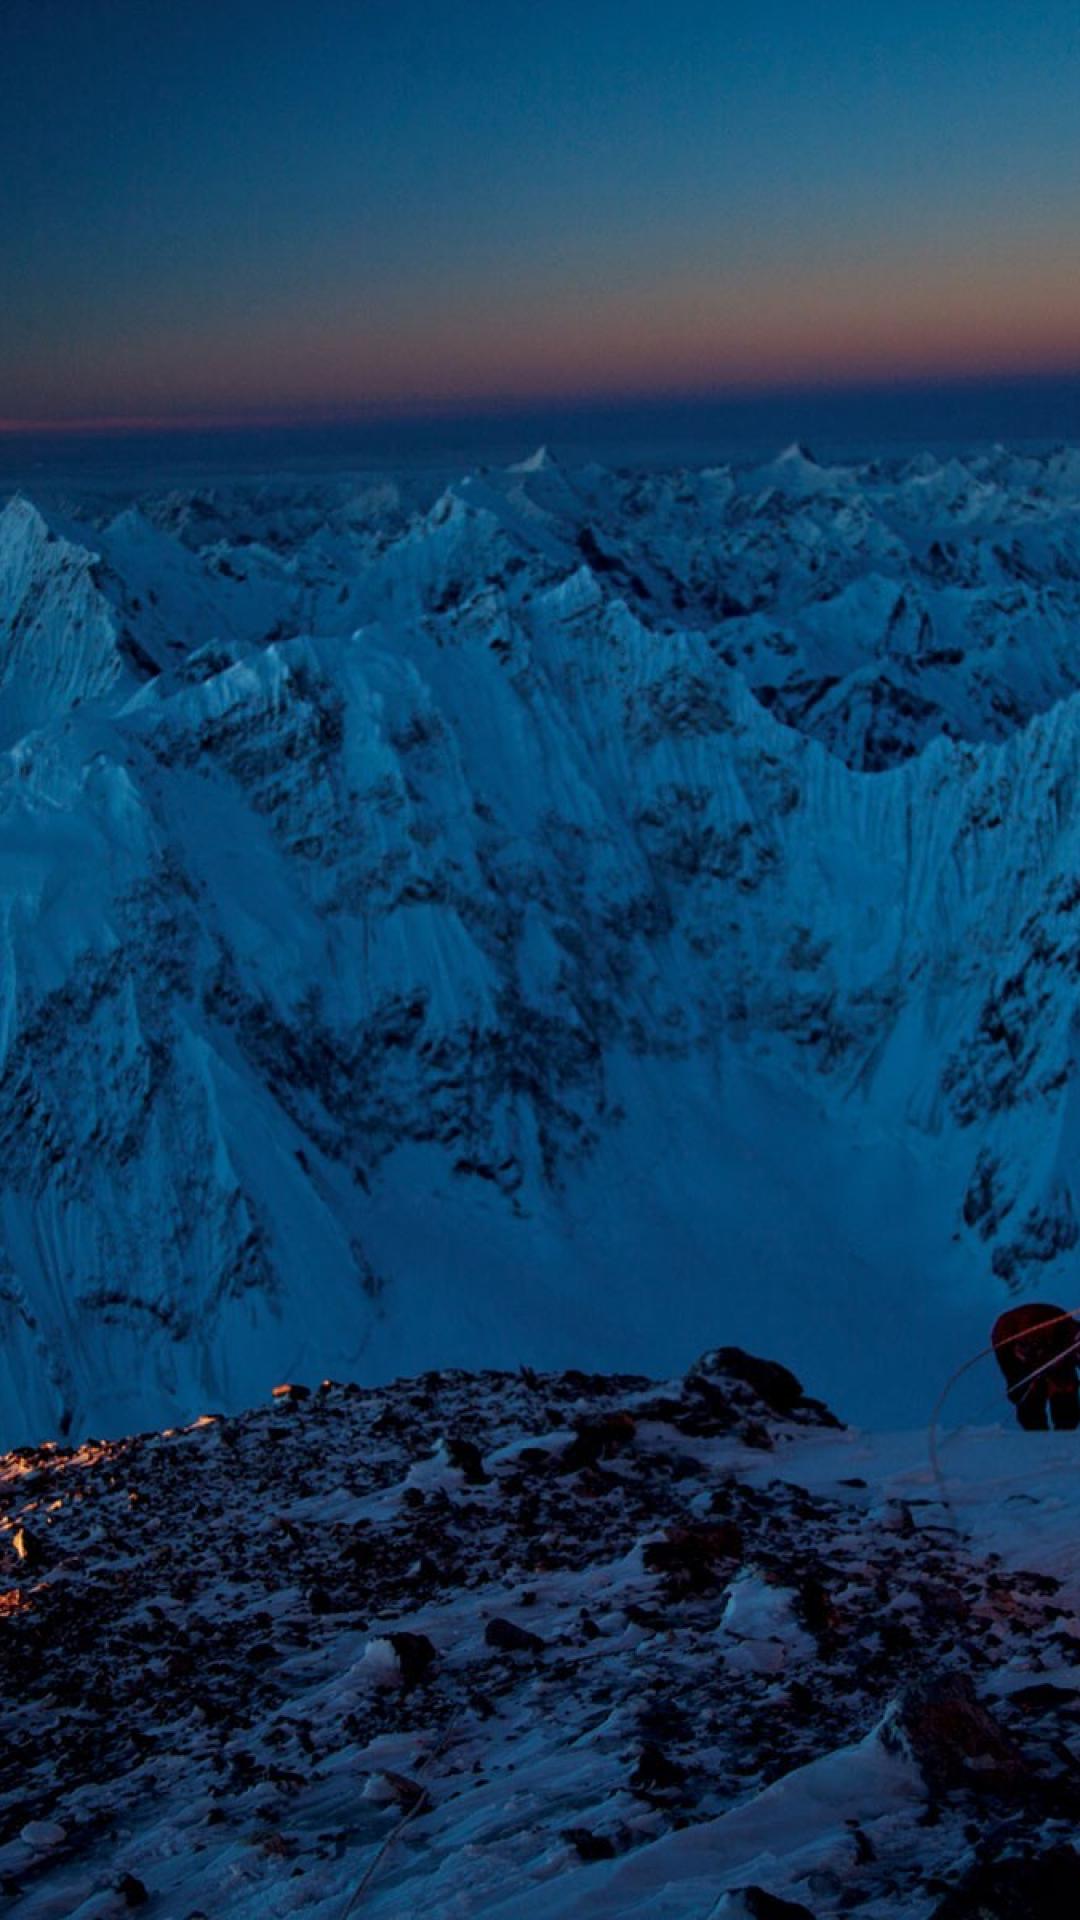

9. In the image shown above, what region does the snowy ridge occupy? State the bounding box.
[6,449,1080,1440]
[4,1351,1080,1918]
[0,498,125,747]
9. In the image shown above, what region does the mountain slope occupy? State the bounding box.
[4,449,1080,1442]
[5,1354,1080,1919]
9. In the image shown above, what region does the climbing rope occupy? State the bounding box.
[928,1303,1080,1527]
[340,1711,461,1916]
[960,1327,1080,1433]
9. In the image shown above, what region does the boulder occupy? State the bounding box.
[485,1616,544,1655]
[888,1671,1025,1795]
[388,1631,437,1689]
[930,1846,1080,1918]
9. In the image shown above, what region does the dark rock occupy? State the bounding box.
[731,1890,818,1920]
[445,1435,488,1483]
[485,1616,544,1654]
[1007,1682,1079,1716]
[116,1874,150,1908]
[410,1554,443,1586]
[643,1521,743,1589]
[376,1770,428,1811]
[389,1631,437,1688]
[12,1525,47,1570]
[929,1845,1080,1918]
[847,1821,876,1863]
[561,1411,637,1472]
[730,1891,818,1920]
[512,1445,552,1476]
[563,1827,616,1862]
[630,1742,686,1796]
[889,1671,1025,1794]
[271,1382,311,1402]
[623,1601,666,1630]
[797,1570,839,1638]
[639,1697,693,1745]
[784,1681,817,1721]
[688,1348,804,1417]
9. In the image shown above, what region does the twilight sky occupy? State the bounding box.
[4,0,1080,430]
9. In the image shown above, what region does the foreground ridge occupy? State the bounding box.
[4,1349,1080,1917]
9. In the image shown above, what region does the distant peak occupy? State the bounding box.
[1,491,47,532]
[0,493,60,562]
[508,444,557,474]
[775,441,819,466]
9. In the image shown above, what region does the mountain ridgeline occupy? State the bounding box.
[3,443,1080,1442]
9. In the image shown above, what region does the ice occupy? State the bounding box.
[3,448,1080,1446]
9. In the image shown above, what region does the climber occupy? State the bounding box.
[992,1302,1080,1431]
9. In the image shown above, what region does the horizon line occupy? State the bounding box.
[9,359,1080,440]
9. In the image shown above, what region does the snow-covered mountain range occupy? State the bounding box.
[5,442,1080,1443]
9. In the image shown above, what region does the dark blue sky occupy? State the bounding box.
[5,0,1080,429]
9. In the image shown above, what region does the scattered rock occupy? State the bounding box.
[485,1616,545,1654]
[1007,1682,1080,1717]
[721,1891,818,1920]
[5,1349,1080,1918]
[561,1411,637,1471]
[388,1630,437,1688]
[643,1521,743,1589]
[563,1827,616,1862]
[688,1348,805,1417]
[444,1435,488,1483]
[929,1845,1080,1918]
[13,1525,46,1569]
[362,1770,428,1811]
[889,1671,1026,1795]
[630,1742,686,1797]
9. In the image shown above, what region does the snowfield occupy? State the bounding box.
[5,444,1080,1440]
[3,1350,1080,1919]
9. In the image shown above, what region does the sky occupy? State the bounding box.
[4,0,1080,433]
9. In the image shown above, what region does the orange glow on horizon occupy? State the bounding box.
[7,244,1080,438]
[7,341,1080,440]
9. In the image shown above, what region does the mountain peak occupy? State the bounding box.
[508,444,557,473]
[775,440,820,466]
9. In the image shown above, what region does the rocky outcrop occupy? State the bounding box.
[5,1353,1080,1918]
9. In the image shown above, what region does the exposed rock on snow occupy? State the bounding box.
[887,1669,1025,1796]
[929,1844,1080,1919]
[5,1350,1080,1918]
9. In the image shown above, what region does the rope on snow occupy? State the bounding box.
[928,1303,1080,1528]
[339,1711,461,1916]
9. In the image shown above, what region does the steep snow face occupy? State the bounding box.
[5,448,1080,1444]
[0,498,126,745]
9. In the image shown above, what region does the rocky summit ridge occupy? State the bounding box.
[5,1349,1080,1919]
